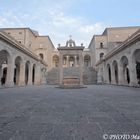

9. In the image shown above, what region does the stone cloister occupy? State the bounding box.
[97,30,140,87]
[0,31,47,88]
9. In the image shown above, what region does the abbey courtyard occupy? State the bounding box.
[0,26,140,139]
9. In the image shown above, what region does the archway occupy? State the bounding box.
[0,50,10,86]
[32,64,36,84]
[133,49,140,84]
[84,55,91,67]
[53,55,59,67]
[14,56,23,85]
[113,61,118,84]
[120,56,130,85]
[107,64,111,83]
[25,61,30,85]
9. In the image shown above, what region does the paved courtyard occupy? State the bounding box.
[0,85,140,140]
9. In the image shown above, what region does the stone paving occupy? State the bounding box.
[0,85,140,140]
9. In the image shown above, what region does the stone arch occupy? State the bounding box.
[112,60,119,84]
[0,50,11,86]
[100,52,104,60]
[32,64,36,84]
[84,55,91,67]
[132,49,140,84]
[25,61,30,85]
[14,56,23,85]
[107,64,111,83]
[53,55,59,67]
[120,56,130,85]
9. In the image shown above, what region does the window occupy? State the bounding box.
[19,32,22,34]
[100,53,104,60]
[39,53,44,60]
[8,32,11,35]
[19,41,21,43]
[100,42,103,48]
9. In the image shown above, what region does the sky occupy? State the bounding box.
[0,0,140,47]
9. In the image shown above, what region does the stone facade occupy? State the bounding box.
[0,30,47,87]
[1,26,140,87]
[95,29,140,87]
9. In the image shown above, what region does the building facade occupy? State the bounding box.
[1,26,140,87]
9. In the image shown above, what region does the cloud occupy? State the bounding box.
[0,1,107,47]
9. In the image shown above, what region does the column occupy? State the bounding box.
[5,58,15,87]
[97,68,102,84]
[34,64,41,85]
[0,66,2,86]
[27,63,33,85]
[111,65,116,84]
[118,64,124,85]
[59,54,63,85]
[79,54,83,85]
[74,55,77,67]
[19,62,25,86]
[129,57,137,86]
[66,55,69,67]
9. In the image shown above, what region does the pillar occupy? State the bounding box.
[97,68,102,84]
[111,65,116,85]
[5,57,14,87]
[0,66,2,86]
[66,55,70,67]
[59,55,63,85]
[34,64,41,85]
[19,62,25,86]
[79,54,83,85]
[27,63,33,85]
[118,64,124,85]
[129,56,137,86]
[74,55,77,67]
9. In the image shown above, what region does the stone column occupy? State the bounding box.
[0,66,2,86]
[79,54,83,85]
[19,62,25,86]
[5,58,15,87]
[97,68,102,84]
[129,57,137,86]
[59,54,63,85]
[34,64,41,85]
[111,65,116,85]
[27,63,33,85]
[118,64,124,85]
[74,55,77,67]
[66,55,70,67]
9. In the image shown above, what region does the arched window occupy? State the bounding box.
[100,42,103,48]
[39,53,44,60]
[100,53,104,60]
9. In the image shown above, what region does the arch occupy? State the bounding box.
[107,64,111,83]
[53,55,59,67]
[84,55,91,67]
[100,53,104,60]
[112,60,118,84]
[25,61,30,85]
[39,53,44,60]
[120,56,130,85]
[0,50,11,86]
[132,49,140,84]
[32,64,36,84]
[14,56,23,85]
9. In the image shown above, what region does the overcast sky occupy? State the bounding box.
[0,0,140,47]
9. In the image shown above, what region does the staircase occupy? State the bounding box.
[46,67,97,85]
[46,68,59,84]
[83,67,97,85]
